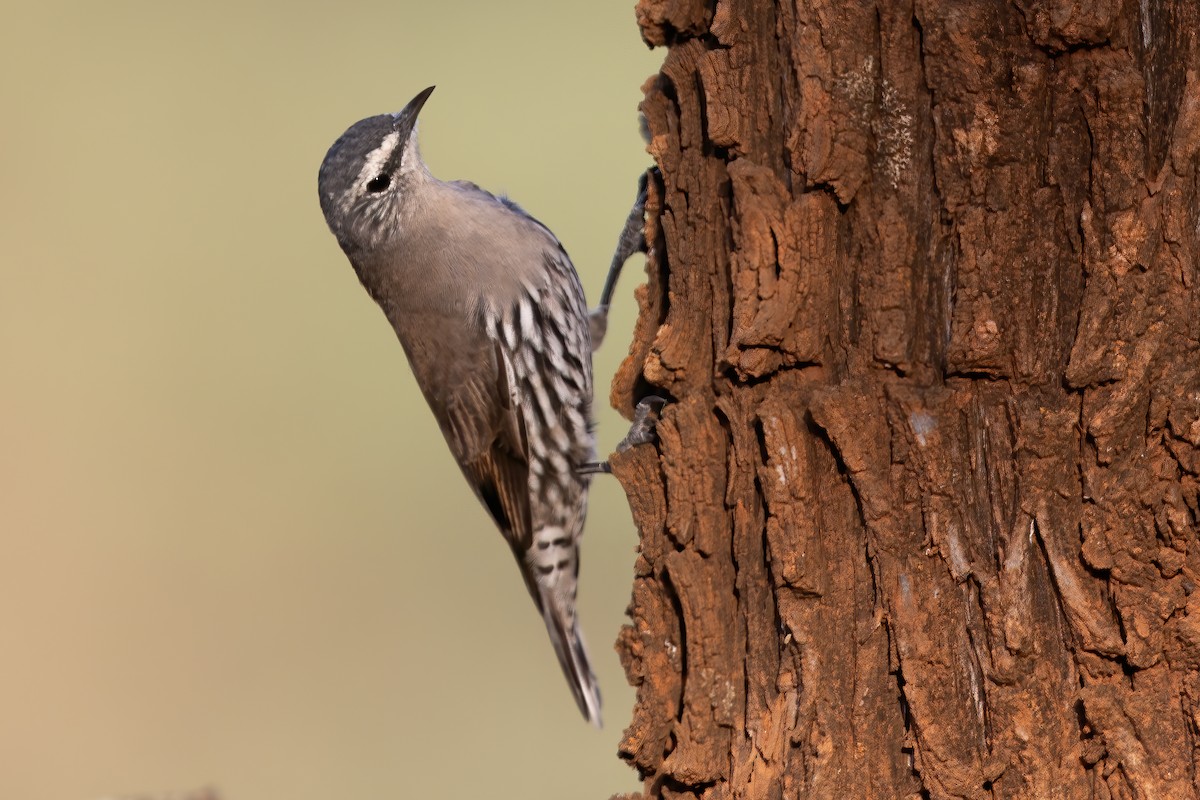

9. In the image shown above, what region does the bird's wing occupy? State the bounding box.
[439,339,535,561]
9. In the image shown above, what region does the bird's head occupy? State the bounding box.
[318,86,435,252]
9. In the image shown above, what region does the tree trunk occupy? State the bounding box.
[608,2,1200,798]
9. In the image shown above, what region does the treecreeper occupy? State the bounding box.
[316,86,653,726]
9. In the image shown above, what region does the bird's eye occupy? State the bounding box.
[366,175,391,193]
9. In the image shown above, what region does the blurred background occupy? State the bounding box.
[0,1,659,798]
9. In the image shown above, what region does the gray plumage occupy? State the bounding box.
[317,87,601,725]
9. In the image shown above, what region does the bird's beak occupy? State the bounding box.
[392,86,435,142]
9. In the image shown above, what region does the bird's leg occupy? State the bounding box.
[582,169,664,478]
[577,396,669,476]
[589,170,651,351]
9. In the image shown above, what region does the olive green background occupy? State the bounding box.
[0,2,659,797]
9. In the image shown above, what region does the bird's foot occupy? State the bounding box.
[590,170,651,351]
[616,395,668,453]
[576,396,668,477]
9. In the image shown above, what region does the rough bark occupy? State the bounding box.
[610,2,1200,798]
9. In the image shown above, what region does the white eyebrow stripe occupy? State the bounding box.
[353,131,400,189]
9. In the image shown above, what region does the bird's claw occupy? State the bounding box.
[616,395,668,453]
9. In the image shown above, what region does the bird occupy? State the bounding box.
[317,86,603,725]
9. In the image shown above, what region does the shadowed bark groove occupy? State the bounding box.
[609,1,1200,798]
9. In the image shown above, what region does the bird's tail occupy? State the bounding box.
[539,586,602,727]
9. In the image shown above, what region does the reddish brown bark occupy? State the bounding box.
[610,2,1200,798]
